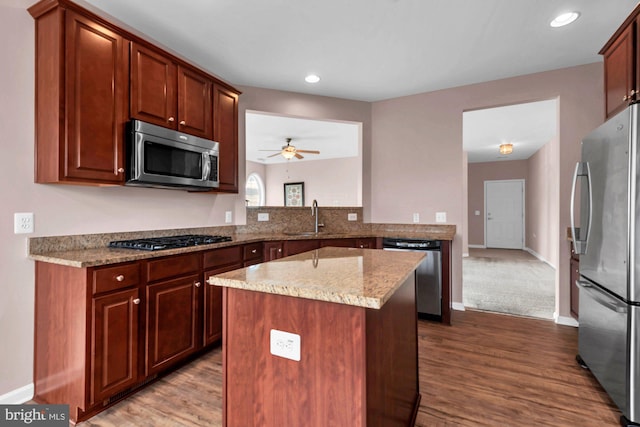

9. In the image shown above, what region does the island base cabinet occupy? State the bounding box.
[221,273,419,427]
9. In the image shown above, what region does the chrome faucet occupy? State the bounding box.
[311,199,320,233]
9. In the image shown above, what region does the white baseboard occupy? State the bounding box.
[0,383,33,404]
[554,313,579,327]
[524,247,556,269]
[468,244,485,249]
[451,302,466,311]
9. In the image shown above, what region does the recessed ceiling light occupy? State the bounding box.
[305,74,320,83]
[550,12,580,28]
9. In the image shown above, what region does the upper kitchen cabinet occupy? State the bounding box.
[29,2,129,185]
[213,84,239,192]
[600,4,640,119]
[131,43,213,140]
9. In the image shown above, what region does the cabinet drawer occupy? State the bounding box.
[92,262,140,294]
[243,243,263,261]
[146,253,200,283]
[203,245,243,269]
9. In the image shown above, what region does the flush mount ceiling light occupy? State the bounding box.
[550,12,580,27]
[305,74,320,83]
[499,143,513,155]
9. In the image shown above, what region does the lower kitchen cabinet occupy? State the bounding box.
[203,245,243,346]
[263,241,284,261]
[284,239,320,256]
[91,288,139,404]
[145,275,200,375]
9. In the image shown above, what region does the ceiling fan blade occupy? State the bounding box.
[296,150,320,154]
[295,153,304,159]
[267,152,282,158]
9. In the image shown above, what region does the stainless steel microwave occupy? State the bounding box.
[126,120,219,191]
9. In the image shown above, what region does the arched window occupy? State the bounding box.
[245,173,265,207]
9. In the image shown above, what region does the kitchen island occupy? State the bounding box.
[208,246,425,427]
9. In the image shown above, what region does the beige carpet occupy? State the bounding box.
[463,249,555,319]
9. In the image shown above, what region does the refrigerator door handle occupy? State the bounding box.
[576,280,627,313]
[570,162,592,254]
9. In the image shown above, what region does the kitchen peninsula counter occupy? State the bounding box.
[28,224,455,268]
[209,247,424,426]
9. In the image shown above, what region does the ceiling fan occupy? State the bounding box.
[260,138,320,160]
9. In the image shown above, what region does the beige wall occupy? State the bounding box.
[0,2,603,400]
[371,63,603,316]
[467,160,529,247]
[525,139,558,265]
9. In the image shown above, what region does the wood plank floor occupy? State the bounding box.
[76,310,620,426]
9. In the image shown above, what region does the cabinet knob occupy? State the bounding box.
[278,249,282,253]
[115,274,125,282]
[624,95,630,101]
[168,117,175,122]
[195,281,201,288]
[117,168,125,173]
[252,249,257,254]
[133,298,140,305]
[179,120,186,126]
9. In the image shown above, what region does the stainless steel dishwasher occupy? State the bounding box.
[382,237,442,320]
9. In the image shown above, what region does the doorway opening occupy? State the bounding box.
[462,99,558,320]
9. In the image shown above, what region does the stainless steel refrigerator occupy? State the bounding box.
[571,103,640,426]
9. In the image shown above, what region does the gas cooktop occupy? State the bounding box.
[108,234,232,251]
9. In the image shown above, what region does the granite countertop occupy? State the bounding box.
[28,224,455,268]
[207,246,425,309]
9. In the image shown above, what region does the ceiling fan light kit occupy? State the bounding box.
[261,138,321,160]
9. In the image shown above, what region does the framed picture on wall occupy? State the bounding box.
[284,182,305,207]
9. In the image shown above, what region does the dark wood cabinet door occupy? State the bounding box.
[178,66,213,139]
[146,275,200,375]
[603,24,634,119]
[64,11,128,184]
[264,241,284,261]
[319,238,356,248]
[203,263,241,346]
[213,84,239,192]
[91,288,139,404]
[130,43,177,128]
[284,239,320,256]
[570,257,580,319]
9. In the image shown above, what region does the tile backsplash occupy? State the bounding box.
[242,206,366,234]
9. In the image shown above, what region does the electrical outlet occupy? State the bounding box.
[436,212,447,223]
[348,213,357,221]
[270,329,300,361]
[258,213,269,221]
[475,210,480,216]
[225,211,232,223]
[14,212,34,234]
[413,213,419,223]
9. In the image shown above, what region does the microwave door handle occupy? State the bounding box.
[201,153,211,181]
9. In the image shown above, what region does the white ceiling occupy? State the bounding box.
[40,0,638,102]
[464,99,558,163]
[246,111,360,164]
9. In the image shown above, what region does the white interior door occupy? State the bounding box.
[485,180,524,249]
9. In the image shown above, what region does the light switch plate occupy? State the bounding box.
[348,213,357,221]
[436,212,447,223]
[270,329,300,361]
[258,213,269,221]
[475,210,480,216]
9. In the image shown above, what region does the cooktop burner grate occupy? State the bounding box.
[109,234,232,251]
